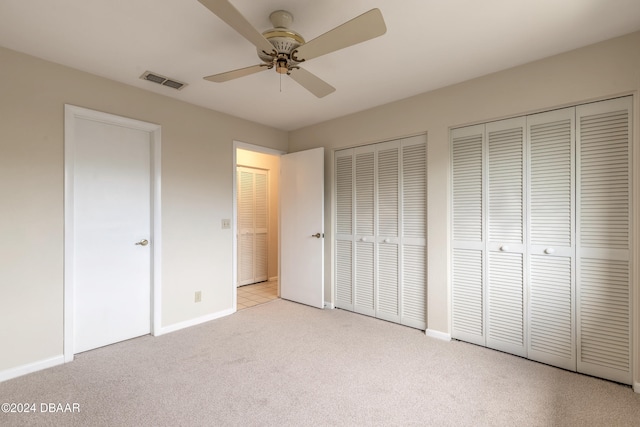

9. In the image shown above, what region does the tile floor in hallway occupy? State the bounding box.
[237,280,278,310]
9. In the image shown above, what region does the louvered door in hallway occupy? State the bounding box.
[451,96,632,385]
[237,167,268,286]
[335,135,427,330]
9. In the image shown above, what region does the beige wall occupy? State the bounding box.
[236,149,280,280]
[2,30,640,388]
[0,46,287,374]
[289,31,640,385]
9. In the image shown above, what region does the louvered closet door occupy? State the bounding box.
[486,118,527,357]
[576,97,632,385]
[527,108,576,371]
[237,167,268,286]
[400,136,427,329]
[376,140,401,324]
[451,125,485,345]
[238,169,255,286]
[354,146,376,316]
[254,171,268,282]
[335,149,354,310]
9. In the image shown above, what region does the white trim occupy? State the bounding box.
[425,329,452,341]
[233,141,286,312]
[155,308,235,336]
[324,301,335,309]
[0,355,64,383]
[634,382,640,394]
[64,104,162,360]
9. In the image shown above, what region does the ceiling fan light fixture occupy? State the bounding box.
[276,58,288,74]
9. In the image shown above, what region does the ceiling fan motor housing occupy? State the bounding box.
[258,10,305,70]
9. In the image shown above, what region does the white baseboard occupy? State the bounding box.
[425,329,452,341]
[0,355,65,383]
[268,276,278,282]
[155,308,235,336]
[324,301,335,309]
[634,382,640,394]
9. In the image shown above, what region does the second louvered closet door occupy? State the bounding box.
[450,96,632,386]
[335,135,427,330]
[526,107,575,371]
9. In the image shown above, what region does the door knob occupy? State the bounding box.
[312,233,323,239]
[135,239,149,246]
[544,247,555,254]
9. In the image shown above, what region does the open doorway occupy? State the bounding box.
[234,144,282,310]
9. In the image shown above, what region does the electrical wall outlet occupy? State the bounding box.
[195,291,202,303]
[221,219,231,229]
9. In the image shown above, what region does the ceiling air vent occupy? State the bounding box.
[140,71,187,90]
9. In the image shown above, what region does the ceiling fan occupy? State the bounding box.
[197,0,387,98]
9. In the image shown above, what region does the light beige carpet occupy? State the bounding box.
[1,299,639,426]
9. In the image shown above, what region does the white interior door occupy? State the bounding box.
[280,147,324,308]
[73,117,152,353]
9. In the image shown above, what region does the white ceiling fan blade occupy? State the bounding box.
[204,64,268,82]
[289,68,336,98]
[293,9,386,62]
[198,0,275,54]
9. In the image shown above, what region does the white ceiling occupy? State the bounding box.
[1,0,639,131]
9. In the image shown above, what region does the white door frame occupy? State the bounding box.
[232,141,285,311]
[64,105,162,362]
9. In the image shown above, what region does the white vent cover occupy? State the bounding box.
[140,71,187,90]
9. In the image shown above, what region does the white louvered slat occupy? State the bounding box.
[239,170,253,230]
[402,244,426,329]
[452,133,483,242]
[356,151,375,236]
[238,169,254,285]
[336,240,353,309]
[378,147,399,237]
[254,172,268,230]
[452,249,484,344]
[579,258,630,380]
[254,232,268,281]
[488,126,524,244]
[529,255,574,370]
[336,154,353,235]
[377,243,399,320]
[452,248,484,344]
[402,143,426,239]
[487,251,525,356]
[354,241,375,315]
[239,233,253,283]
[529,118,572,246]
[579,109,630,250]
[576,97,632,385]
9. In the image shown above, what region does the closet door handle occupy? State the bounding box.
[544,247,555,254]
[361,237,367,242]
[383,238,390,243]
[499,245,509,252]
